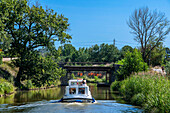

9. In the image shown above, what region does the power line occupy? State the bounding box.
[72,40,139,46]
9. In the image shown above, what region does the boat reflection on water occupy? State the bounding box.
[59,79,95,103]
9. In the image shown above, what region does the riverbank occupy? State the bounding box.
[111,74,170,113]
[0,61,61,96]
[0,78,15,97]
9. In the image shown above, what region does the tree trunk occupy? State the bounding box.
[15,65,23,88]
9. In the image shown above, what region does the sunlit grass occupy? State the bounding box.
[111,75,170,113]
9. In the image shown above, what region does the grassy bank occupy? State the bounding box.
[111,75,170,113]
[0,61,60,92]
[0,78,15,97]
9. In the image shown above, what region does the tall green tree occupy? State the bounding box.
[118,49,148,80]
[0,36,11,54]
[88,44,100,62]
[62,44,76,62]
[76,47,89,62]
[0,0,71,87]
[98,44,120,62]
[149,42,165,66]
[127,7,170,64]
[120,45,133,59]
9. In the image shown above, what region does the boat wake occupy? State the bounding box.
[0,101,49,112]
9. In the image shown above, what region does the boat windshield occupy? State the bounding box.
[71,82,77,85]
[78,88,85,94]
[69,88,76,94]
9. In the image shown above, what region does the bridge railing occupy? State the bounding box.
[59,62,113,66]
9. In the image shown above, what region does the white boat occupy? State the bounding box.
[59,79,95,103]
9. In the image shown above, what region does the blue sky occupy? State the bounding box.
[32,0,170,49]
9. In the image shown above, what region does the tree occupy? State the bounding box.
[0,0,71,87]
[149,42,165,66]
[127,7,170,64]
[76,47,89,62]
[0,36,11,54]
[120,45,133,59]
[118,49,148,80]
[0,32,11,57]
[88,44,100,62]
[98,44,120,62]
[62,44,76,62]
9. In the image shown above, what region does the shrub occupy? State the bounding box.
[71,73,75,79]
[94,76,98,82]
[0,84,4,95]
[131,93,145,106]
[117,49,148,80]
[0,78,14,95]
[117,75,169,113]
[102,76,106,82]
[26,80,33,89]
[2,82,14,94]
[110,80,120,91]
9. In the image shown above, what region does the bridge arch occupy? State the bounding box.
[60,62,121,86]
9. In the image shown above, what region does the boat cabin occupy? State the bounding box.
[64,79,90,96]
[60,79,95,103]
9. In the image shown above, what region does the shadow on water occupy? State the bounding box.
[0,85,143,113]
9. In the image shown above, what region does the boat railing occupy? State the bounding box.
[69,79,87,86]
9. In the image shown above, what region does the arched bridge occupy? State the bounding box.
[60,62,121,86]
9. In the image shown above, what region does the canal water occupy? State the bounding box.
[0,85,143,113]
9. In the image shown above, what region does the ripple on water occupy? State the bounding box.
[0,100,143,113]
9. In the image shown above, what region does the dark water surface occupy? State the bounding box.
[0,85,143,113]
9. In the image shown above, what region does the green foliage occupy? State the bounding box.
[94,76,98,82]
[0,35,11,57]
[0,0,71,87]
[62,44,76,62]
[0,84,4,95]
[0,78,14,95]
[59,43,121,63]
[149,42,166,66]
[29,54,66,87]
[118,49,148,80]
[0,61,16,84]
[0,51,3,64]
[114,75,170,113]
[26,80,33,89]
[92,43,120,62]
[76,48,89,62]
[115,59,124,65]
[165,61,170,75]
[120,45,133,59]
[110,80,120,91]
[71,73,75,79]
[1,82,14,94]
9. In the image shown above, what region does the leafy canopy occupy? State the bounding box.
[0,0,71,87]
[117,49,148,80]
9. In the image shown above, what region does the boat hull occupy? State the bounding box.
[59,98,95,103]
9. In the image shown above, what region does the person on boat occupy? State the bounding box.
[82,79,86,85]
[70,88,76,94]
